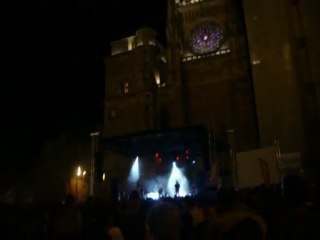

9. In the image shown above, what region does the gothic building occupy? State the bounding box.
[165,0,258,151]
[102,0,320,188]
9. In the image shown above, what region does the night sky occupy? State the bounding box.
[1,0,167,173]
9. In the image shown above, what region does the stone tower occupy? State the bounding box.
[104,28,166,138]
[166,0,259,151]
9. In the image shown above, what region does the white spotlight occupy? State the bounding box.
[167,161,190,197]
[146,191,160,200]
[128,156,140,183]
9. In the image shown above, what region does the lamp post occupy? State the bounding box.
[76,166,82,201]
[75,166,87,201]
[90,132,100,196]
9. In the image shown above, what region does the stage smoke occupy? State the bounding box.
[167,161,190,197]
[146,191,160,200]
[143,176,167,200]
[128,156,140,184]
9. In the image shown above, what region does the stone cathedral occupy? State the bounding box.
[102,0,320,187]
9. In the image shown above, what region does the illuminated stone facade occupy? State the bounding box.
[166,0,259,151]
[103,1,258,190]
[105,0,259,150]
[104,0,320,181]
[104,28,166,137]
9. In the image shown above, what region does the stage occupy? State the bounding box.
[99,126,228,199]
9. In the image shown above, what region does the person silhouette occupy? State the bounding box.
[174,181,180,197]
[158,185,163,198]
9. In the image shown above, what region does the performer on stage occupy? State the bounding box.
[158,185,163,198]
[174,181,180,197]
[136,180,144,199]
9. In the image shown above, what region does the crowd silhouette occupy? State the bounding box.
[1,174,320,240]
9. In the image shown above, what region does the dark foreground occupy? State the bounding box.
[1,175,320,240]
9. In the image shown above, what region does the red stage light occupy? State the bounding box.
[155,152,162,165]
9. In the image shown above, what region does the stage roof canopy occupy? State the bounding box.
[100,126,229,158]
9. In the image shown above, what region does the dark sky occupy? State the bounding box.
[0,0,167,171]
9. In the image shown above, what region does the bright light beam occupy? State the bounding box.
[167,162,190,197]
[128,156,140,183]
[146,191,160,200]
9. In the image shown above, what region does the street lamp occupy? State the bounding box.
[82,170,87,200]
[77,166,82,177]
[75,166,82,201]
[75,166,86,201]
